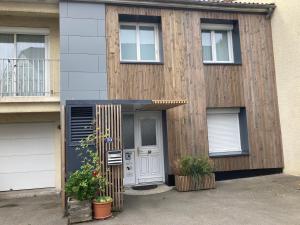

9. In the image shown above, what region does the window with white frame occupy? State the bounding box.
[120,23,160,62]
[201,23,234,63]
[207,108,243,155]
[0,28,49,96]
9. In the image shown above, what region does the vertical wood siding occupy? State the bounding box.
[96,105,123,211]
[106,6,283,172]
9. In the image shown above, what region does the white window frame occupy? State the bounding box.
[119,22,160,63]
[0,27,50,96]
[201,23,234,64]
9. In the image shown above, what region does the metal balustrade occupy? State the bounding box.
[0,58,58,97]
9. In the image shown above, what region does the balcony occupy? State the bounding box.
[0,58,60,113]
[0,58,59,97]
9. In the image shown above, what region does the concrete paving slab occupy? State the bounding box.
[1,174,300,225]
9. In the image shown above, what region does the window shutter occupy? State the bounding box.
[207,109,242,153]
[70,107,94,144]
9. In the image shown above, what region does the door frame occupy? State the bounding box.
[134,111,165,185]
[123,111,165,186]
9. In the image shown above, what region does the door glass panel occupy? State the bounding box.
[139,26,156,61]
[122,114,135,149]
[16,34,45,96]
[0,34,14,96]
[120,25,137,60]
[140,118,156,146]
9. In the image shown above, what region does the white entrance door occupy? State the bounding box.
[0,122,55,191]
[135,112,164,184]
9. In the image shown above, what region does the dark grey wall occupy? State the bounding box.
[60,1,107,103]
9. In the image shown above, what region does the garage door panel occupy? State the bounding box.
[0,123,55,191]
[0,138,54,157]
[0,171,55,191]
[0,154,55,173]
[0,123,54,140]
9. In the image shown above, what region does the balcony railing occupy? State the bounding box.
[0,58,59,97]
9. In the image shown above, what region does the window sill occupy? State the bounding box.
[209,151,249,158]
[120,61,164,65]
[203,62,242,66]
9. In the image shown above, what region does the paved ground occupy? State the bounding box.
[1,174,300,225]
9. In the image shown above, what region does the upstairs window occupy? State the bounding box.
[201,23,234,64]
[120,23,160,62]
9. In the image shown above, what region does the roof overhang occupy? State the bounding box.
[69,0,276,16]
[65,99,187,111]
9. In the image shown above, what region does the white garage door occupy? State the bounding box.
[0,123,55,191]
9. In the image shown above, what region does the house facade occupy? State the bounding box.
[0,0,284,200]
[0,1,61,192]
[246,0,300,176]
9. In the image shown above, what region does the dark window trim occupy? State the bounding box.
[119,14,164,64]
[207,107,249,157]
[203,62,242,66]
[120,61,164,65]
[200,18,242,65]
[209,151,249,158]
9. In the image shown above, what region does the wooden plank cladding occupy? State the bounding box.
[96,105,123,211]
[106,6,283,172]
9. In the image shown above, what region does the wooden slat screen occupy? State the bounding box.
[96,104,123,211]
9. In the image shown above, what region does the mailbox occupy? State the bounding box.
[107,150,122,166]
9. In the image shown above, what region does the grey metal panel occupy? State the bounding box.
[60,18,99,36]
[60,72,69,91]
[69,36,106,55]
[60,1,107,103]
[59,1,68,17]
[68,72,107,90]
[98,55,106,72]
[100,90,108,99]
[61,90,102,102]
[97,19,106,36]
[67,2,105,20]
[61,54,99,73]
[60,35,69,54]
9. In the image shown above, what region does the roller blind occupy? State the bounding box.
[207,108,241,154]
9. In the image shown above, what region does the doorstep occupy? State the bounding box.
[124,184,174,196]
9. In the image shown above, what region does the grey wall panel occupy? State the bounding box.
[60,18,99,36]
[60,1,107,103]
[59,1,68,17]
[98,55,106,72]
[68,72,107,90]
[69,36,106,55]
[60,36,69,54]
[60,72,69,91]
[61,54,99,73]
[61,90,102,102]
[97,20,106,36]
[67,2,105,19]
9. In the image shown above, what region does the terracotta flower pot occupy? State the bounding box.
[93,200,112,220]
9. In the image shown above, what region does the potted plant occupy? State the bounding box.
[65,131,113,223]
[174,155,215,192]
[93,196,113,220]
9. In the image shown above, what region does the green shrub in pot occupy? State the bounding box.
[179,155,213,177]
[175,155,214,191]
